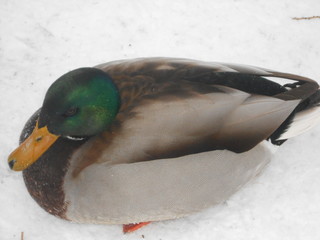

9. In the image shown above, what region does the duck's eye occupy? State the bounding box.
[63,107,78,117]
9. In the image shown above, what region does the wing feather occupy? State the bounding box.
[69,58,318,172]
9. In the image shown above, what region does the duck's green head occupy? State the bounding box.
[39,68,120,137]
[8,68,120,171]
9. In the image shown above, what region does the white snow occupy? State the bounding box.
[1,0,320,239]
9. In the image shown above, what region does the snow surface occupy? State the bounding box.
[1,0,320,239]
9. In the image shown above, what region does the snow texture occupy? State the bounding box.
[1,0,320,239]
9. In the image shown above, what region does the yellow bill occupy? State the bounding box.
[8,122,59,171]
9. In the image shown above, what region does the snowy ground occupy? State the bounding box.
[1,0,320,239]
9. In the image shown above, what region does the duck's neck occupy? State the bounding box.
[22,138,86,219]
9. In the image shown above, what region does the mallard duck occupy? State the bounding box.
[8,58,320,233]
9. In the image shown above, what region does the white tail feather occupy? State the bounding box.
[277,106,320,140]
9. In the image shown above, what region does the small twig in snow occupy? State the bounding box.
[292,16,320,20]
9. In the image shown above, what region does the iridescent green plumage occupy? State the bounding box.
[38,68,120,137]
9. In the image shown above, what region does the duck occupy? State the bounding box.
[8,57,320,233]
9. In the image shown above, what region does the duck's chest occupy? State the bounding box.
[22,137,86,220]
[63,142,274,224]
